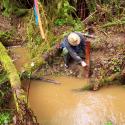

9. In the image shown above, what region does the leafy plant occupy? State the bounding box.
[110,57,122,73]
[54,0,77,26]
[57,0,76,18]
[85,0,96,13]
[0,112,12,124]
[54,18,66,26]
[2,0,12,17]
[0,31,12,40]
[1,0,27,17]
[105,121,112,125]
[73,19,84,31]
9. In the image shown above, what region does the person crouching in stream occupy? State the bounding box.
[60,32,87,68]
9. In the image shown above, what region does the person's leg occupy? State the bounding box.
[63,53,70,68]
[62,47,70,67]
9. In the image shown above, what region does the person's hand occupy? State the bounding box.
[81,61,87,67]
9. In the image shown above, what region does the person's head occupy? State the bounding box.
[68,32,80,46]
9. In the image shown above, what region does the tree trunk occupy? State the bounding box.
[0,42,37,124]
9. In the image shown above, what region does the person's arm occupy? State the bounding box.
[78,36,87,67]
[65,40,82,60]
[67,44,86,67]
[67,43,82,62]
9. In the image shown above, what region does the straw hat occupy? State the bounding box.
[68,32,80,46]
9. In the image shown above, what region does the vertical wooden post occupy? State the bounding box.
[85,40,90,66]
[84,40,91,78]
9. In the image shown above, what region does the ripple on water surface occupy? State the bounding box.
[29,76,125,125]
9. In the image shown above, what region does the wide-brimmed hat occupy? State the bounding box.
[68,32,80,46]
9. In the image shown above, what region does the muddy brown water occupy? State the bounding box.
[10,46,125,125]
[9,46,30,71]
[29,78,125,125]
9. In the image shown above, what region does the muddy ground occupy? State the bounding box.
[35,29,125,85]
[0,10,125,83]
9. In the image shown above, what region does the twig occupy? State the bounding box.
[82,33,95,39]
[30,76,61,84]
[83,11,97,24]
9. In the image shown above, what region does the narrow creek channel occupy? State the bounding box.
[10,46,125,125]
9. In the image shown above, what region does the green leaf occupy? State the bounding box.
[105,121,113,125]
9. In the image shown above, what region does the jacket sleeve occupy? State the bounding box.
[66,42,82,63]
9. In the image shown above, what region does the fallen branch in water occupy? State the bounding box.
[30,75,61,84]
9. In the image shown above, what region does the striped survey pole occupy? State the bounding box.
[34,0,45,40]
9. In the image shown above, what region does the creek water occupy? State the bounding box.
[29,78,125,125]
[10,46,125,125]
[9,46,30,71]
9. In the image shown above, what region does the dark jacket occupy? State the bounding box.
[60,32,86,63]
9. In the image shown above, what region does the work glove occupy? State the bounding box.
[81,61,87,67]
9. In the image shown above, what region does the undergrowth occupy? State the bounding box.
[0,111,12,124]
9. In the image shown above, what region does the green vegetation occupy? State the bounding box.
[0,71,8,85]
[105,121,113,125]
[0,42,28,122]
[102,19,125,29]
[0,31,12,40]
[0,112,12,124]
[0,42,21,88]
[1,0,27,17]
[26,12,47,71]
[0,81,11,107]
[2,0,12,17]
